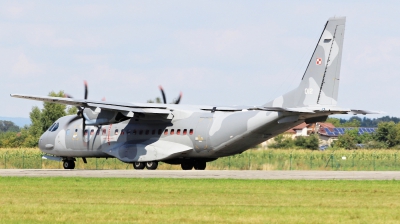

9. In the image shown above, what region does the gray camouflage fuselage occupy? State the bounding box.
[13,16,375,167]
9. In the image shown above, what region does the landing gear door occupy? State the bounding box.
[194,117,213,152]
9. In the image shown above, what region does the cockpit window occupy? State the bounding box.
[48,123,56,131]
[50,123,59,132]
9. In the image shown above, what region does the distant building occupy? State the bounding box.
[262,122,377,148]
[318,125,377,146]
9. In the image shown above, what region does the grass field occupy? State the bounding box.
[0,177,400,223]
[1,148,400,171]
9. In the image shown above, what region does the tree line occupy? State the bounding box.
[327,116,400,127]
[0,91,76,148]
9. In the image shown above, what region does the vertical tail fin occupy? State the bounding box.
[264,17,346,108]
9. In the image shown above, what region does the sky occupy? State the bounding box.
[1,1,399,119]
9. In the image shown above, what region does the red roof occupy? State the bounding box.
[318,122,335,129]
[292,123,308,130]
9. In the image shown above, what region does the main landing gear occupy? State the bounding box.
[181,161,206,170]
[133,161,159,170]
[63,159,75,169]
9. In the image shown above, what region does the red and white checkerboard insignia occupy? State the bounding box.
[316,58,322,65]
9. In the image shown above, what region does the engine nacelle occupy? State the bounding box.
[82,108,132,126]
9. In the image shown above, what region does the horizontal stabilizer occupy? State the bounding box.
[350,109,383,115]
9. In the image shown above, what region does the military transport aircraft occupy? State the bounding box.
[11,17,375,170]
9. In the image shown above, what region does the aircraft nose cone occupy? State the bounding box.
[38,133,47,151]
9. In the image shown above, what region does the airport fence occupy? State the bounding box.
[0,148,400,171]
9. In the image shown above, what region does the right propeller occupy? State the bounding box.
[158,85,182,104]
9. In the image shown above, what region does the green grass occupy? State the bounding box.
[0,177,400,223]
[1,148,400,171]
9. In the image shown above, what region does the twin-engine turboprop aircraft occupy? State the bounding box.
[11,17,376,170]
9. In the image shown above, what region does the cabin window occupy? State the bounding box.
[177,129,181,135]
[121,129,125,135]
[127,130,131,135]
[133,130,137,135]
[152,130,156,135]
[90,129,95,136]
[189,129,194,135]
[139,130,143,135]
[158,129,162,135]
[102,129,106,135]
[84,130,88,136]
[170,129,175,135]
[145,130,149,135]
[115,129,119,135]
[183,129,187,135]
[164,129,168,135]
[75,129,78,133]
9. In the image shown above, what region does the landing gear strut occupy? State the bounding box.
[63,160,75,169]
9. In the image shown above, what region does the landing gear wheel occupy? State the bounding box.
[194,161,206,170]
[133,162,145,170]
[63,160,75,169]
[145,161,158,170]
[181,162,194,170]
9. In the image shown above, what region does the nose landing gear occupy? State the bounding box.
[63,159,75,169]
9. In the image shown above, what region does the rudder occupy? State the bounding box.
[264,17,346,108]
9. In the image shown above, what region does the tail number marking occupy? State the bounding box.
[305,88,313,95]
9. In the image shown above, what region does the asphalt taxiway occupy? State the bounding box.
[0,169,400,180]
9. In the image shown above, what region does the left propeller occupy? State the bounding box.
[158,85,182,104]
[65,81,89,137]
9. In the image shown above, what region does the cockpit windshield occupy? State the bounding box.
[48,123,55,131]
[48,122,59,132]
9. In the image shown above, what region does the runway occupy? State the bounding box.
[1,169,400,180]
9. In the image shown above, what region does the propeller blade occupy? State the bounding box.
[159,85,167,104]
[172,92,182,104]
[66,115,81,126]
[84,80,88,100]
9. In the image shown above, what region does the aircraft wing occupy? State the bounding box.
[255,106,381,115]
[10,94,171,115]
[260,107,315,113]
